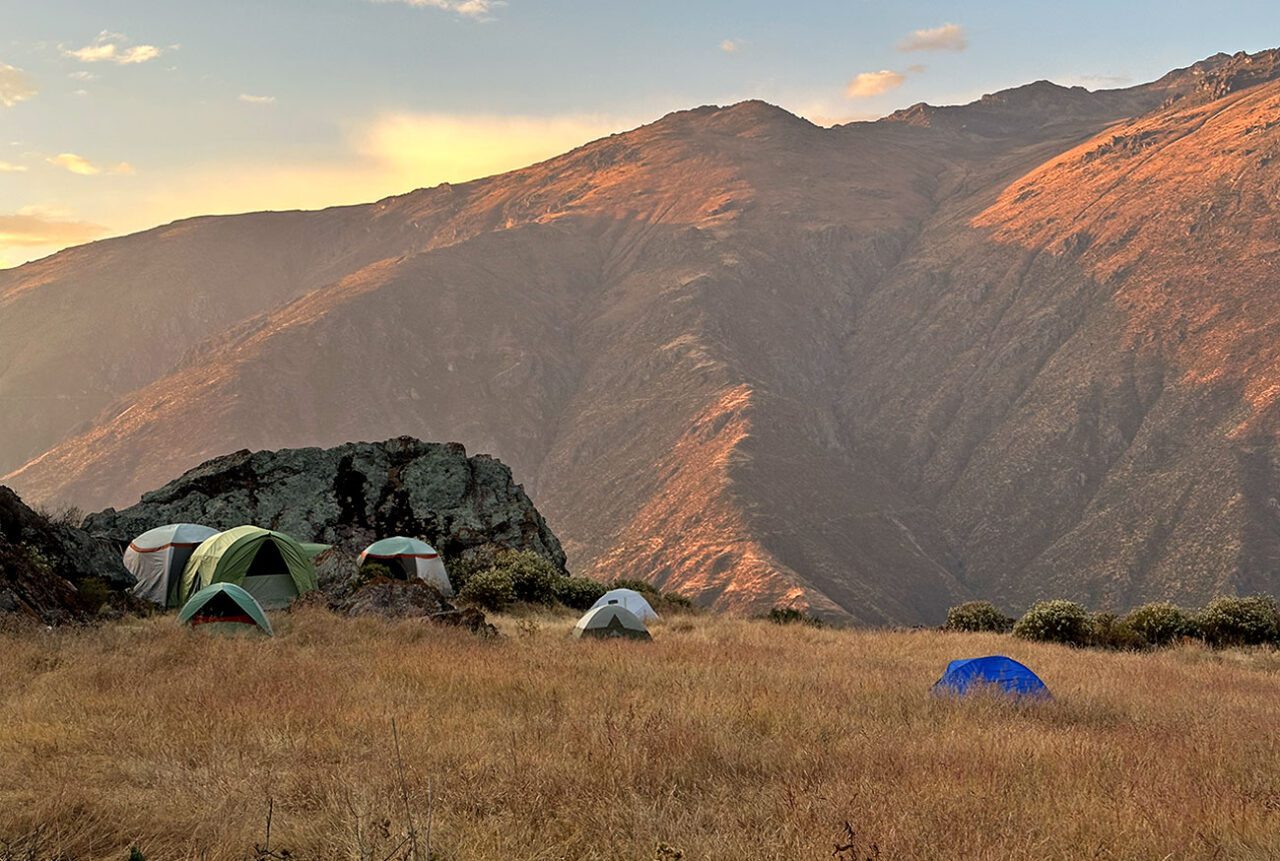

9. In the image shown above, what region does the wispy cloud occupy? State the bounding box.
[68,70,97,81]
[64,31,171,65]
[0,63,37,108]
[0,161,27,172]
[720,39,741,54]
[370,0,505,20]
[845,70,905,98]
[239,93,277,105]
[48,152,135,176]
[0,207,106,249]
[1061,73,1133,89]
[898,23,967,53]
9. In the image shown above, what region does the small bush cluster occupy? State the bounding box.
[944,601,1013,633]
[1123,601,1191,646]
[553,577,608,610]
[947,594,1280,651]
[458,567,518,611]
[452,549,692,614]
[1194,595,1280,647]
[1012,599,1092,646]
[762,606,824,627]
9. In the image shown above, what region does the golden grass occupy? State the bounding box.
[1,609,1279,860]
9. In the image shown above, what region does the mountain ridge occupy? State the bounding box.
[6,48,1280,622]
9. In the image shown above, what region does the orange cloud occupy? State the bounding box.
[845,70,906,98]
[0,63,37,108]
[64,32,169,65]
[898,23,967,53]
[48,153,134,176]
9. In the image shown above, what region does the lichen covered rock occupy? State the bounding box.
[84,437,566,574]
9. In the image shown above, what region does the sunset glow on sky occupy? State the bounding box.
[3,0,1279,267]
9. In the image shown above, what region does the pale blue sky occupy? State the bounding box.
[2,0,1279,266]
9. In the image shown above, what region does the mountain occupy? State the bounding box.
[6,49,1280,623]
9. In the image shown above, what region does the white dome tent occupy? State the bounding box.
[573,604,652,641]
[358,536,452,596]
[124,523,220,607]
[590,587,660,622]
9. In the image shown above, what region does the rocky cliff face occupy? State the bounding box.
[0,486,126,624]
[83,437,567,573]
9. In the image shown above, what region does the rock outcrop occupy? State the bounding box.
[0,486,128,624]
[83,437,567,573]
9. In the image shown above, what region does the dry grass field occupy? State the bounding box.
[2,609,1279,861]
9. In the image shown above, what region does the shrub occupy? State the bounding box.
[610,578,660,596]
[1193,595,1280,648]
[553,576,607,610]
[1123,602,1191,647]
[356,561,395,583]
[763,606,824,627]
[1089,612,1147,650]
[497,551,561,605]
[944,601,1013,633]
[1012,599,1092,646]
[457,568,516,612]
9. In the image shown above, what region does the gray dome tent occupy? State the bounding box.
[358,536,452,595]
[573,604,652,641]
[124,523,219,607]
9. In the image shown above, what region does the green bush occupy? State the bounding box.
[1123,602,1191,646]
[1193,596,1280,648]
[553,576,608,610]
[763,606,824,627]
[457,568,516,612]
[1089,612,1147,650]
[944,601,1013,633]
[610,578,660,596]
[1012,599,1092,646]
[497,551,561,605]
[357,561,395,583]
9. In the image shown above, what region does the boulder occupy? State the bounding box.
[0,486,130,625]
[84,437,567,574]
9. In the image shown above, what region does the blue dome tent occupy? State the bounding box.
[933,655,1050,698]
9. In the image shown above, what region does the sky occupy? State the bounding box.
[2,0,1279,268]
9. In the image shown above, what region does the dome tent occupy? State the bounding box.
[178,582,272,636]
[358,536,452,595]
[123,523,219,607]
[932,655,1050,699]
[180,526,318,609]
[590,587,660,621]
[573,604,651,641]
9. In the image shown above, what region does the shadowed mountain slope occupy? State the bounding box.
[6,50,1280,622]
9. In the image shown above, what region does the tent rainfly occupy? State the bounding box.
[358,536,452,595]
[590,587,660,621]
[123,523,220,608]
[178,582,273,635]
[180,525,318,610]
[932,655,1050,699]
[573,604,652,641]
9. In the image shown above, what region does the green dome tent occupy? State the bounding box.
[180,526,317,609]
[178,582,273,636]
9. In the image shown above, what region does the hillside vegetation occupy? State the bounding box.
[2,612,1278,860]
